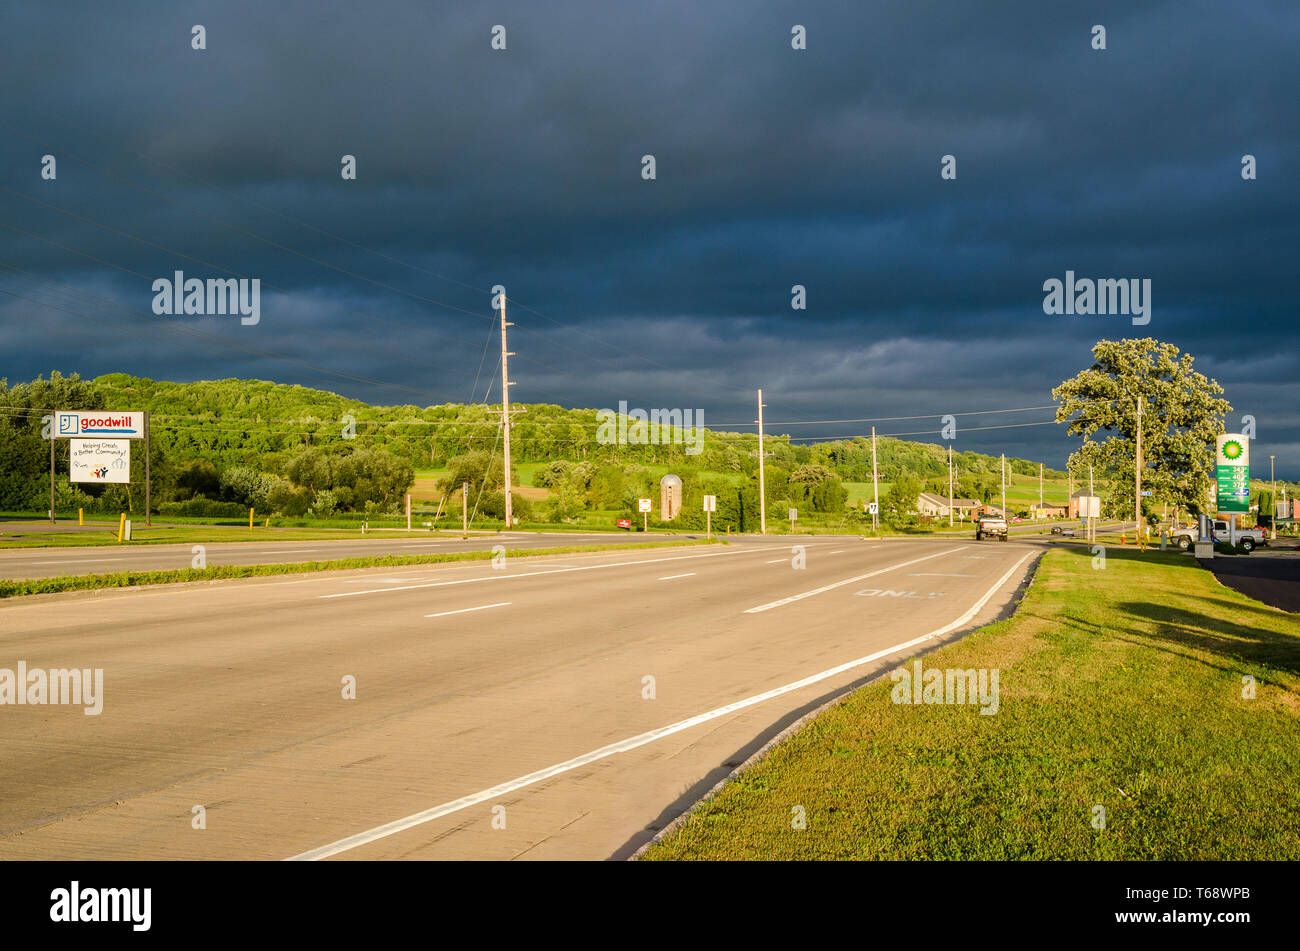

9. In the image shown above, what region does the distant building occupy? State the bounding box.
[660,473,682,520]
[917,492,981,518]
[1031,503,1069,519]
[1068,489,1100,518]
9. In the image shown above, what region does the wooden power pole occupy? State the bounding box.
[500,293,514,530]
[871,425,879,534]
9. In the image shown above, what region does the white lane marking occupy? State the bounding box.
[909,572,972,577]
[766,558,786,564]
[320,546,766,599]
[286,548,1034,862]
[657,572,696,581]
[745,548,962,613]
[25,558,123,565]
[256,548,326,554]
[828,550,847,554]
[425,602,511,619]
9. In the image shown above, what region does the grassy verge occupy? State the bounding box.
[0,525,411,548]
[643,547,1300,860]
[0,538,720,599]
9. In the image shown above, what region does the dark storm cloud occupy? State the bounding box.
[1,0,1297,471]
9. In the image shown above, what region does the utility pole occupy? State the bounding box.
[500,293,514,530]
[871,425,879,534]
[1039,462,1043,517]
[948,444,954,527]
[757,389,767,534]
[1001,452,1006,518]
[462,481,469,537]
[1135,396,1143,536]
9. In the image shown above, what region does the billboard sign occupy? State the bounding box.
[1215,434,1250,513]
[56,411,145,439]
[70,439,130,483]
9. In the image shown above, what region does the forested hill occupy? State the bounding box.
[88,373,1064,481]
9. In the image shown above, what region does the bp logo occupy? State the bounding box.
[1222,440,1245,461]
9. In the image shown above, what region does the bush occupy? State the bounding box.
[533,460,574,488]
[158,497,249,518]
[477,491,534,523]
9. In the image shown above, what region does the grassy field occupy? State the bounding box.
[643,546,1300,860]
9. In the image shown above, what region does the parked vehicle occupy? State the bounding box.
[1168,520,1266,552]
[975,513,1008,541]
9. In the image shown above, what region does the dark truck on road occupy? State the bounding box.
[975,512,1009,541]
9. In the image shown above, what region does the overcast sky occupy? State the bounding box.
[2,1,1297,473]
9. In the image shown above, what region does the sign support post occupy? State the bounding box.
[144,410,151,527]
[49,428,55,524]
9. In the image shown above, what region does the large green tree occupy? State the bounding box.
[1053,339,1230,519]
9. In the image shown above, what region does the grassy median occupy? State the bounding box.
[643,546,1300,860]
[0,538,720,599]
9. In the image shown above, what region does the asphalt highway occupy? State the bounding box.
[0,535,1042,859]
[0,531,705,580]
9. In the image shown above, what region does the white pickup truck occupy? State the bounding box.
[1169,520,1266,552]
[974,513,1008,541]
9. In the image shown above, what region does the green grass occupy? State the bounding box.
[0,538,721,598]
[643,547,1300,860]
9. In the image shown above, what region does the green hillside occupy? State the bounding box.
[3,371,1098,528]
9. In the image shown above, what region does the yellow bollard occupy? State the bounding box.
[78,508,84,526]
[117,512,125,543]
[265,517,270,528]
[249,507,254,529]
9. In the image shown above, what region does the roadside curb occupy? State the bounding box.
[627,548,1045,860]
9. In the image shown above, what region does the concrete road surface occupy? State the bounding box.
[0,531,706,581]
[0,536,1042,860]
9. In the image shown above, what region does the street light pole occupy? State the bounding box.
[1135,396,1143,536]
[1271,454,1277,540]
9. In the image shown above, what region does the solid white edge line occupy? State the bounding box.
[285,549,1033,861]
[656,573,696,581]
[744,547,963,613]
[424,602,512,619]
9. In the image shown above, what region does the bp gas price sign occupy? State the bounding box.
[1215,434,1250,513]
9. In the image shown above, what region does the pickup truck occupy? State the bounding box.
[974,513,1008,541]
[1169,521,1266,552]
